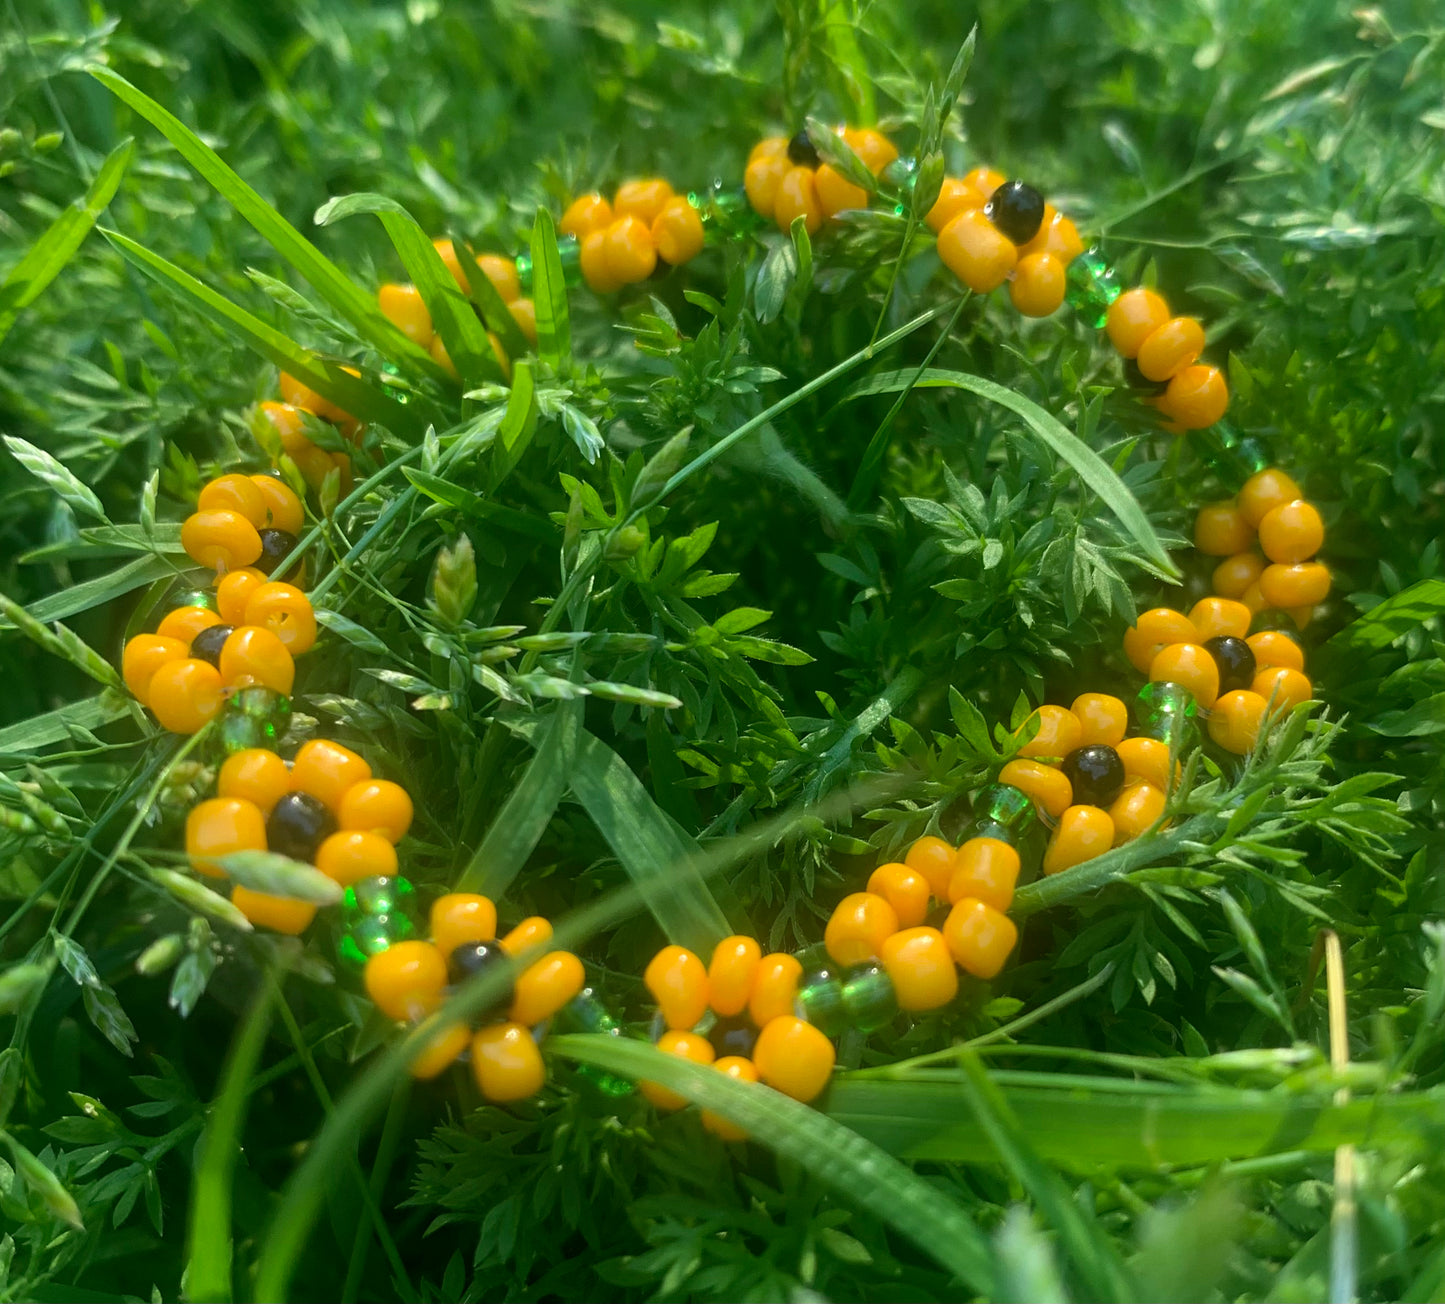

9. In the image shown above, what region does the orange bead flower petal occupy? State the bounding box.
[1149,642,1220,710]
[947,837,1021,912]
[903,835,957,898]
[880,926,958,1012]
[998,759,1073,819]
[752,1016,834,1103]
[429,893,498,958]
[707,936,762,1018]
[1042,805,1116,875]
[943,898,1019,979]
[866,863,932,928]
[1016,705,1083,761]
[645,945,710,1031]
[824,892,900,966]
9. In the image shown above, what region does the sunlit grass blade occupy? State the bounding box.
[459,704,579,895]
[449,237,529,359]
[185,975,278,1302]
[551,1033,995,1292]
[88,67,438,373]
[314,193,492,384]
[0,695,131,756]
[6,554,179,627]
[0,137,132,346]
[843,367,1178,576]
[1316,576,1445,663]
[570,728,732,953]
[101,229,430,437]
[528,206,571,369]
[402,468,555,539]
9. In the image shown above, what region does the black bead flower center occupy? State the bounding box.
[1204,635,1256,693]
[266,792,335,863]
[258,528,298,575]
[985,179,1046,245]
[787,130,819,168]
[447,942,515,1022]
[707,1014,758,1059]
[190,623,234,667]
[1061,744,1126,807]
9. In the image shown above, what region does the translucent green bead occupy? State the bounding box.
[796,969,848,1037]
[216,713,269,756]
[841,965,898,1032]
[693,182,767,237]
[972,819,1016,846]
[338,914,413,968]
[1194,420,1272,486]
[167,587,216,613]
[556,235,581,284]
[974,783,1035,834]
[228,685,291,725]
[343,874,416,922]
[560,988,636,1095]
[513,251,532,293]
[1065,247,1121,328]
[220,686,290,752]
[1136,681,1199,750]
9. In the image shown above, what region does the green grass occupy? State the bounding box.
[2,0,1445,1300]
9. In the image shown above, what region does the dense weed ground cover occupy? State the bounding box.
[1,1,1444,1300]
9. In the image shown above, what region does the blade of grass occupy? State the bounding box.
[185,973,279,1303]
[402,468,556,540]
[315,193,498,384]
[0,695,131,756]
[4,554,180,627]
[101,229,430,437]
[450,236,529,359]
[843,367,1178,575]
[88,67,441,374]
[569,727,732,953]
[552,1033,995,1291]
[529,207,570,369]
[0,137,132,345]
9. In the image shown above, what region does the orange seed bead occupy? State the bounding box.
[1189,596,1252,642]
[216,568,268,626]
[1258,500,1324,564]
[377,283,434,348]
[904,835,958,899]
[1105,287,1170,358]
[337,779,414,843]
[1071,692,1129,747]
[925,177,981,233]
[748,953,803,1028]
[937,208,1017,294]
[510,950,585,1026]
[148,658,225,734]
[1208,690,1270,755]
[364,940,448,1021]
[880,927,958,1012]
[559,192,614,241]
[943,898,1019,979]
[1124,608,1199,673]
[1116,736,1176,792]
[603,216,657,285]
[290,738,371,812]
[199,474,267,528]
[1239,468,1303,528]
[752,1015,834,1103]
[1137,316,1206,382]
[507,297,537,344]
[1149,642,1220,710]
[613,178,674,227]
[814,162,868,218]
[748,136,788,164]
[1009,252,1066,316]
[645,945,710,1030]
[640,1030,714,1111]
[217,747,291,817]
[1016,705,1084,761]
[845,127,898,174]
[475,253,521,305]
[1260,562,1331,609]
[230,886,316,935]
[651,196,705,265]
[1194,502,1255,557]
[471,1022,546,1103]
[962,166,1005,200]
[866,863,931,928]
[122,633,188,703]
[432,238,470,293]
[579,230,623,293]
[499,916,553,957]
[824,892,900,966]
[1109,781,1167,845]
[1042,804,1116,875]
[744,152,791,219]
[701,1056,760,1142]
[249,475,305,534]
[947,837,1021,912]
[1252,666,1313,711]
[998,759,1073,819]
[1020,209,1083,264]
[707,936,762,1018]
[429,893,498,958]
[1213,552,1266,600]
[243,582,316,655]
[773,165,823,235]
[1247,630,1305,672]
[408,1019,470,1079]
[1160,365,1229,429]
[186,795,266,877]
[156,605,223,647]
[316,830,397,887]
[182,509,263,571]
[218,625,294,695]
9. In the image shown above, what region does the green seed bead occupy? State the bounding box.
[339,913,414,968]
[560,988,635,1095]
[972,819,1016,846]
[840,964,898,1032]
[1065,246,1121,328]
[1136,681,1200,750]
[216,713,268,756]
[796,969,848,1037]
[1194,420,1272,486]
[693,182,768,236]
[974,783,1035,833]
[167,587,216,613]
[342,874,416,924]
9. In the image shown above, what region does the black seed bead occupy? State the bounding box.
[257,529,298,575]
[707,1015,758,1059]
[190,624,234,668]
[1204,635,1257,693]
[984,179,1046,245]
[265,792,334,863]
[1124,357,1168,395]
[1061,745,1126,807]
[447,942,514,1022]
[787,130,819,168]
